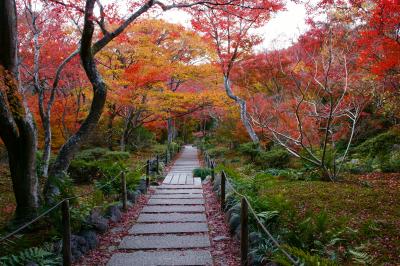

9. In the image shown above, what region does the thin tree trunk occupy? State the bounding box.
[120,108,134,151]
[167,117,174,145]
[45,0,108,201]
[107,104,116,150]
[224,76,259,143]
[0,0,39,221]
[32,15,53,178]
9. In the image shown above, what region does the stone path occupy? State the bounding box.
[108,145,213,266]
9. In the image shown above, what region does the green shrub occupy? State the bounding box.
[0,245,61,266]
[74,147,109,161]
[102,151,130,161]
[207,146,230,158]
[95,167,142,195]
[193,167,212,180]
[381,150,400,172]
[127,126,155,151]
[238,142,260,161]
[355,129,400,158]
[68,148,130,183]
[255,147,290,169]
[348,129,400,173]
[274,245,337,266]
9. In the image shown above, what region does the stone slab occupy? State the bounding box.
[163,174,173,184]
[148,198,204,205]
[151,194,203,199]
[157,184,202,189]
[107,250,213,266]
[194,177,202,186]
[137,213,207,223]
[142,205,205,213]
[155,189,203,194]
[129,222,209,234]
[118,234,210,249]
[170,174,180,184]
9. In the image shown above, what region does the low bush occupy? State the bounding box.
[349,129,400,172]
[68,148,130,183]
[95,166,142,195]
[207,146,230,158]
[238,142,260,161]
[127,126,155,151]
[193,167,212,180]
[255,148,290,169]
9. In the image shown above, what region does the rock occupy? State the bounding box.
[393,144,400,151]
[234,225,241,240]
[137,179,147,194]
[203,176,212,184]
[106,205,122,222]
[213,174,221,192]
[108,245,117,252]
[127,190,138,202]
[117,201,133,210]
[26,262,38,266]
[249,231,262,247]
[111,226,124,233]
[350,158,360,164]
[266,262,279,266]
[213,236,229,241]
[225,203,240,221]
[80,230,98,250]
[228,213,241,233]
[70,234,88,261]
[225,180,234,194]
[88,209,108,233]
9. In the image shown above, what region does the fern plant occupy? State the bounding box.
[0,245,62,266]
[348,246,375,265]
[274,245,338,266]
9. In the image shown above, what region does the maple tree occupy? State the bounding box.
[191,0,283,144]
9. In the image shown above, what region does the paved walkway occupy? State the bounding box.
[108,145,213,266]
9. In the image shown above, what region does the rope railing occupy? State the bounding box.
[202,151,299,266]
[0,146,182,266]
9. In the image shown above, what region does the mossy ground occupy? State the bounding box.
[259,174,400,264]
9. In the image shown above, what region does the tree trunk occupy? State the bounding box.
[107,104,116,150]
[45,0,108,201]
[41,116,52,177]
[0,0,39,221]
[120,108,133,152]
[224,76,259,143]
[167,117,174,145]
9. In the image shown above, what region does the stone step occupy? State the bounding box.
[118,234,211,249]
[156,184,202,189]
[142,205,205,213]
[152,194,203,199]
[108,250,213,266]
[148,198,204,205]
[137,213,207,223]
[154,189,203,194]
[129,222,209,234]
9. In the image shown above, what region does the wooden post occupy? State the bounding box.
[121,172,127,211]
[241,197,249,266]
[156,155,159,174]
[165,150,168,164]
[211,161,215,182]
[62,199,72,266]
[221,171,226,211]
[146,159,150,189]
